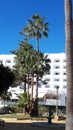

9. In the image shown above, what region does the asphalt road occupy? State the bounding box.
[0,122,65,130]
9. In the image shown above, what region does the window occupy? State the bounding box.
[38,85,42,88]
[46,72,50,75]
[63,79,66,82]
[63,66,66,69]
[54,72,60,75]
[5,60,11,63]
[63,72,66,75]
[65,97,67,105]
[44,85,50,88]
[63,86,67,89]
[63,59,66,62]
[54,59,60,62]
[11,90,15,92]
[54,79,60,81]
[46,79,50,81]
[54,66,60,69]
[0,60,3,64]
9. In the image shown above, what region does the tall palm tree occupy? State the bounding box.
[29,51,50,116]
[22,14,49,52]
[12,41,35,94]
[65,0,73,130]
[21,14,49,116]
[13,40,50,116]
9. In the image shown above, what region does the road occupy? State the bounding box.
[0,119,65,130]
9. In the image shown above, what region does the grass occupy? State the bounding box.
[0,114,30,118]
[0,114,48,120]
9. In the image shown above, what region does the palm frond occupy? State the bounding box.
[43,31,48,38]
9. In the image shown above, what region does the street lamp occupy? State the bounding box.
[55,86,59,117]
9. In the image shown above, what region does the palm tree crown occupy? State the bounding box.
[21,14,49,51]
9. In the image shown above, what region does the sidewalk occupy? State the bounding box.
[0,117,66,124]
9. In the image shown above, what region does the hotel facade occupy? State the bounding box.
[0,53,67,107]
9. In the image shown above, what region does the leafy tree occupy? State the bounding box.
[0,64,15,95]
[1,91,12,107]
[65,0,73,130]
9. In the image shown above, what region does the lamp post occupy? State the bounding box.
[55,86,59,118]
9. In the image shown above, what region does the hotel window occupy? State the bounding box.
[63,79,67,82]
[54,78,60,81]
[54,59,60,62]
[63,86,67,89]
[44,85,50,88]
[46,72,50,75]
[5,60,11,63]
[38,85,42,88]
[63,59,66,62]
[0,60,3,64]
[46,79,50,81]
[63,65,66,69]
[63,72,66,75]
[54,66,60,69]
[54,72,60,75]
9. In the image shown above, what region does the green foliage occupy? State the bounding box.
[0,106,15,114]
[1,91,12,101]
[38,105,48,116]
[0,64,15,95]
[12,42,35,80]
[11,14,50,117]
[12,41,50,82]
[15,92,30,108]
[22,14,49,40]
[11,14,50,85]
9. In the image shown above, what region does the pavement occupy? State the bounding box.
[0,117,66,124]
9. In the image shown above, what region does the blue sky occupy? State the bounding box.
[0,0,65,54]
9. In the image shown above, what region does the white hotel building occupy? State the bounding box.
[0,53,67,107]
[44,53,66,92]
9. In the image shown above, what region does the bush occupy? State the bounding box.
[0,106,15,114]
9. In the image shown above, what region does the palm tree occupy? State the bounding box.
[21,14,49,116]
[65,0,73,130]
[22,14,49,52]
[13,40,50,116]
[30,51,50,116]
[16,92,30,114]
[12,41,35,94]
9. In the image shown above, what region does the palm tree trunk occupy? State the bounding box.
[24,75,26,92]
[34,32,39,116]
[34,73,39,116]
[31,74,34,101]
[34,74,38,116]
[36,30,39,52]
[27,73,29,96]
[65,0,73,130]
